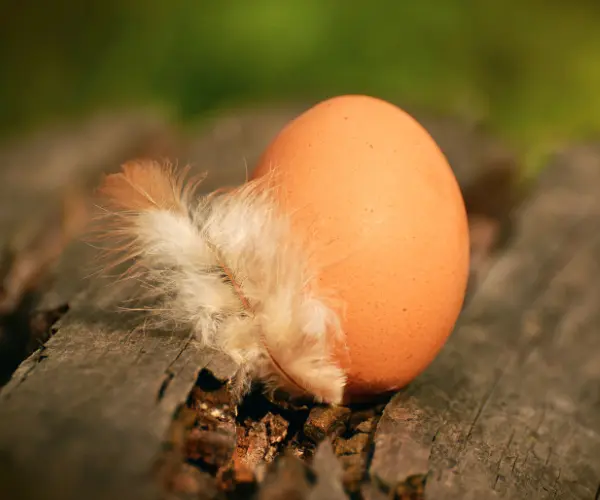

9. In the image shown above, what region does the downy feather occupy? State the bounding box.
[92,160,347,404]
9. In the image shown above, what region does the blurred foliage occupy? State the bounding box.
[2,0,600,175]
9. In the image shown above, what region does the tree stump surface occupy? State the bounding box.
[0,104,596,500]
[367,146,600,500]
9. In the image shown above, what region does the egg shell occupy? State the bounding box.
[251,95,470,401]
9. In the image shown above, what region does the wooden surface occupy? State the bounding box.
[0,106,295,500]
[0,105,597,500]
[368,146,600,499]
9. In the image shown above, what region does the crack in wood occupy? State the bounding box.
[5,341,52,394]
[511,454,519,473]
[157,370,174,402]
[522,440,535,467]
[463,365,507,452]
[493,429,515,490]
[156,332,196,402]
[551,469,561,499]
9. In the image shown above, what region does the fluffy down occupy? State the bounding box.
[92,160,347,404]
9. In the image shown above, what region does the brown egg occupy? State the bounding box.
[251,95,470,402]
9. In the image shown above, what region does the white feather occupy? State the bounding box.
[92,160,347,404]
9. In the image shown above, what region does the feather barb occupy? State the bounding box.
[90,160,347,405]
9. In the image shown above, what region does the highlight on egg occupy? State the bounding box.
[251,94,470,402]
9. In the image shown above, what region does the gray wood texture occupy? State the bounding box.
[369,146,600,499]
[0,106,296,500]
[1,103,587,500]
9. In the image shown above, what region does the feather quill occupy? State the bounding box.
[92,160,347,404]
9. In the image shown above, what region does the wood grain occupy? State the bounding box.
[0,107,297,500]
[368,146,600,499]
[0,104,528,499]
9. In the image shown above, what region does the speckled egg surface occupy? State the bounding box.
[251,94,470,401]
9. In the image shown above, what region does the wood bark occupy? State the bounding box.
[0,104,563,500]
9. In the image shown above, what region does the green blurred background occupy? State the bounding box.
[2,0,600,177]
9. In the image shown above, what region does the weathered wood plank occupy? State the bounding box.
[368,146,600,499]
[0,107,299,500]
[0,111,178,387]
[0,110,175,235]
[0,285,214,500]
[0,110,178,313]
[0,104,520,500]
